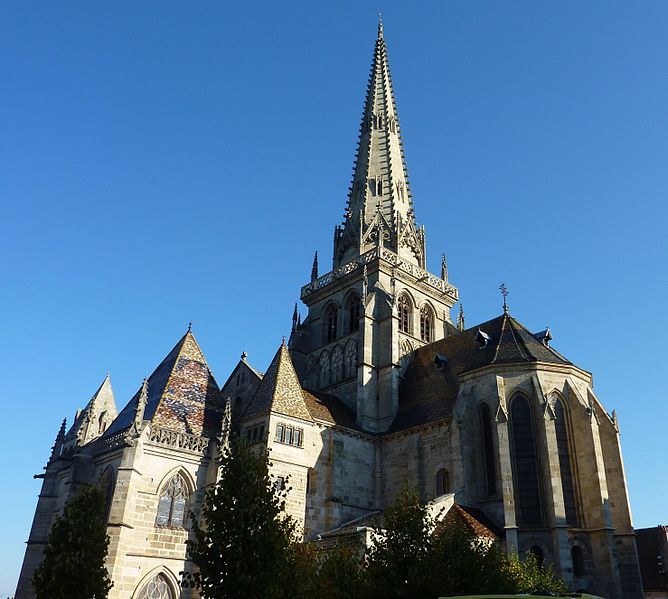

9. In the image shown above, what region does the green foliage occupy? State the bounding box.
[182,438,299,599]
[501,552,569,594]
[365,487,436,598]
[33,484,112,599]
[363,485,568,598]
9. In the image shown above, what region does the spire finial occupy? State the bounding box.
[457,302,465,332]
[441,253,449,282]
[499,283,509,314]
[282,336,286,346]
[187,321,192,333]
[292,302,299,332]
[241,350,248,360]
[378,14,384,39]
[311,251,319,282]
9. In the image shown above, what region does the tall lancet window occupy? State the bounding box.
[346,293,360,333]
[554,399,578,526]
[398,295,411,334]
[480,403,497,496]
[323,304,338,343]
[510,395,543,527]
[419,306,433,342]
[376,177,383,196]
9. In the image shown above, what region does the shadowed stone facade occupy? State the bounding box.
[17,21,642,599]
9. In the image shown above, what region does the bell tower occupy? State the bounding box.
[290,20,458,433]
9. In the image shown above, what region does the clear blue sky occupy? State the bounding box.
[1,1,666,594]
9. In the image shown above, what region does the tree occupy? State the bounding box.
[182,438,298,599]
[365,486,436,598]
[364,486,567,598]
[33,484,112,599]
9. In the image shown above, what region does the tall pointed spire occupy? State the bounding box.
[311,251,319,282]
[292,302,299,332]
[333,21,425,269]
[457,303,465,332]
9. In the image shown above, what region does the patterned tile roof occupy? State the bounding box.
[104,331,225,437]
[244,342,313,422]
[393,312,572,432]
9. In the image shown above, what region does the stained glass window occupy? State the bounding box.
[155,474,189,528]
[510,396,543,527]
[137,574,174,599]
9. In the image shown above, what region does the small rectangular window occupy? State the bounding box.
[294,428,303,447]
[286,427,293,445]
[276,423,284,442]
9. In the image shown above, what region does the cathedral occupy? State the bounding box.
[17,22,643,599]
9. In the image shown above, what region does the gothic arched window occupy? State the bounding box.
[318,351,331,388]
[346,293,360,333]
[305,356,317,389]
[156,474,189,528]
[323,304,338,343]
[344,340,357,379]
[137,573,175,599]
[398,295,411,334]
[480,403,497,496]
[529,545,545,568]
[436,468,450,496]
[419,305,433,342]
[554,398,578,526]
[99,468,115,522]
[510,395,543,527]
[331,345,343,384]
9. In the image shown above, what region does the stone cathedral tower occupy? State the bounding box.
[290,20,459,433]
[17,20,644,599]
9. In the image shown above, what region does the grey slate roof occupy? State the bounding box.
[392,312,572,432]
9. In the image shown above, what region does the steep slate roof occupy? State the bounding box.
[393,312,572,432]
[104,331,225,437]
[244,342,313,422]
[436,504,501,540]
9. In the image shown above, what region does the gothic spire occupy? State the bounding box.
[311,251,319,282]
[334,21,425,269]
[441,253,449,282]
[457,303,465,332]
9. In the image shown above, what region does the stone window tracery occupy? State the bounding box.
[344,340,357,379]
[318,351,331,387]
[137,573,174,599]
[155,473,189,528]
[419,305,433,342]
[398,295,411,334]
[331,345,343,383]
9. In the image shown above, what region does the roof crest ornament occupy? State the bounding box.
[378,13,383,39]
[499,282,509,314]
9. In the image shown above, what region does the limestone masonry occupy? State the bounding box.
[16,21,643,599]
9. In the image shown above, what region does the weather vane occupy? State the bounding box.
[499,283,509,313]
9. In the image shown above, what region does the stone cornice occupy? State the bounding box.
[301,248,457,303]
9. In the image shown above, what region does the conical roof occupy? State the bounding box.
[244,341,313,422]
[105,331,225,437]
[334,20,424,268]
